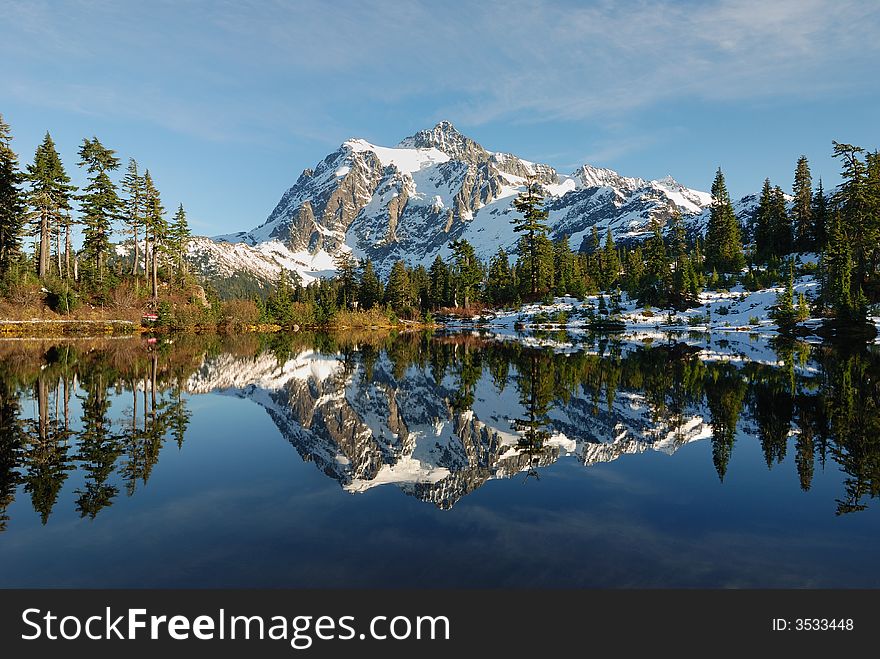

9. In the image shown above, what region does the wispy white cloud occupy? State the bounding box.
[1,0,877,142]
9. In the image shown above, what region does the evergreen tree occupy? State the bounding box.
[669,212,698,308]
[831,142,872,291]
[552,236,575,295]
[428,255,450,309]
[511,175,550,295]
[77,137,121,281]
[771,185,791,257]
[450,238,483,309]
[753,178,774,263]
[0,114,25,276]
[623,245,644,297]
[639,221,671,307]
[384,260,412,310]
[142,171,166,299]
[704,167,744,273]
[792,155,813,251]
[168,204,191,283]
[121,159,145,276]
[821,212,854,320]
[410,264,430,311]
[813,179,828,250]
[357,259,383,309]
[333,251,358,309]
[599,228,620,290]
[25,133,75,278]
[486,247,514,305]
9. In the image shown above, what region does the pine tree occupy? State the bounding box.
[331,251,358,309]
[486,247,514,305]
[142,171,166,300]
[792,155,813,251]
[753,178,774,263]
[599,228,620,290]
[639,221,671,307]
[25,133,75,278]
[831,142,872,291]
[511,175,550,295]
[121,159,145,276]
[168,204,191,283]
[357,259,383,309]
[0,114,25,276]
[821,212,853,320]
[427,255,449,309]
[552,236,575,296]
[623,245,644,297]
[384,260,412,310]
[704,167,744,274]
[813,179,828,250]
[669,212,697,309]
[450,238,483,309]
[78,137,121,281]
[771,185,791,257]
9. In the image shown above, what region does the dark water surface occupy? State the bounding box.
[0,331,878,587]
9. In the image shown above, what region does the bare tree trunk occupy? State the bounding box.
[38,210,49,278]
[144,232,150,289]
[55,226,61,277]
[64,224,71,279]
[131,224,139,275]
[151,241,158,299]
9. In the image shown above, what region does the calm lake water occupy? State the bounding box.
[0,330,878,588]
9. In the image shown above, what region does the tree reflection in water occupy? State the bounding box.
[0,331,879,527]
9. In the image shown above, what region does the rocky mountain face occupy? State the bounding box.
[186,346,710,509]
[201,121,761,284]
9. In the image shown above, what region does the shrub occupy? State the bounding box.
[748,315,761,325]
[687,314,708,326]
[46,283,79,314]
[221,299,261,328]
[552,310,569,325]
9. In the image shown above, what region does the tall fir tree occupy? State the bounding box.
[831,142,872,291]
[792,155,813,251]
[704,167,744,273]
[771,185,792,257]
[77,137,121,280]
[753,178,774,263]
[511,175,550,295]
[333,251,358,309]
[486,247,514,305]
[142,171,166,299]
[357,259,383,309]
[121,159,145,276]
[820,212,853,320]
[427,255,450,308]
[812,179,828,251]
[639,221,671,307]
[384,260,412,310]
[449,238,483,309]
[552,236,575,296]
[0,114,25,276]
[25,133,75,278]
[599,228,620,290]
[168,204,191,283]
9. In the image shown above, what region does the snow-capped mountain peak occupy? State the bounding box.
[198,123,760,284]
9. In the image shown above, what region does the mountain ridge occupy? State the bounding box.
[194,121,757,285]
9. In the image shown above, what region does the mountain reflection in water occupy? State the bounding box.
[1,330,878,534]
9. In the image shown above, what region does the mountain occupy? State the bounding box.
[198,121,758,285]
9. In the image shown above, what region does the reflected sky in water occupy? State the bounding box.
[0,331,878,587]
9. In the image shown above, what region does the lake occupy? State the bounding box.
[0,330,878,588]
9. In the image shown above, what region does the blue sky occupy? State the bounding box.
[2,0,878,237]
